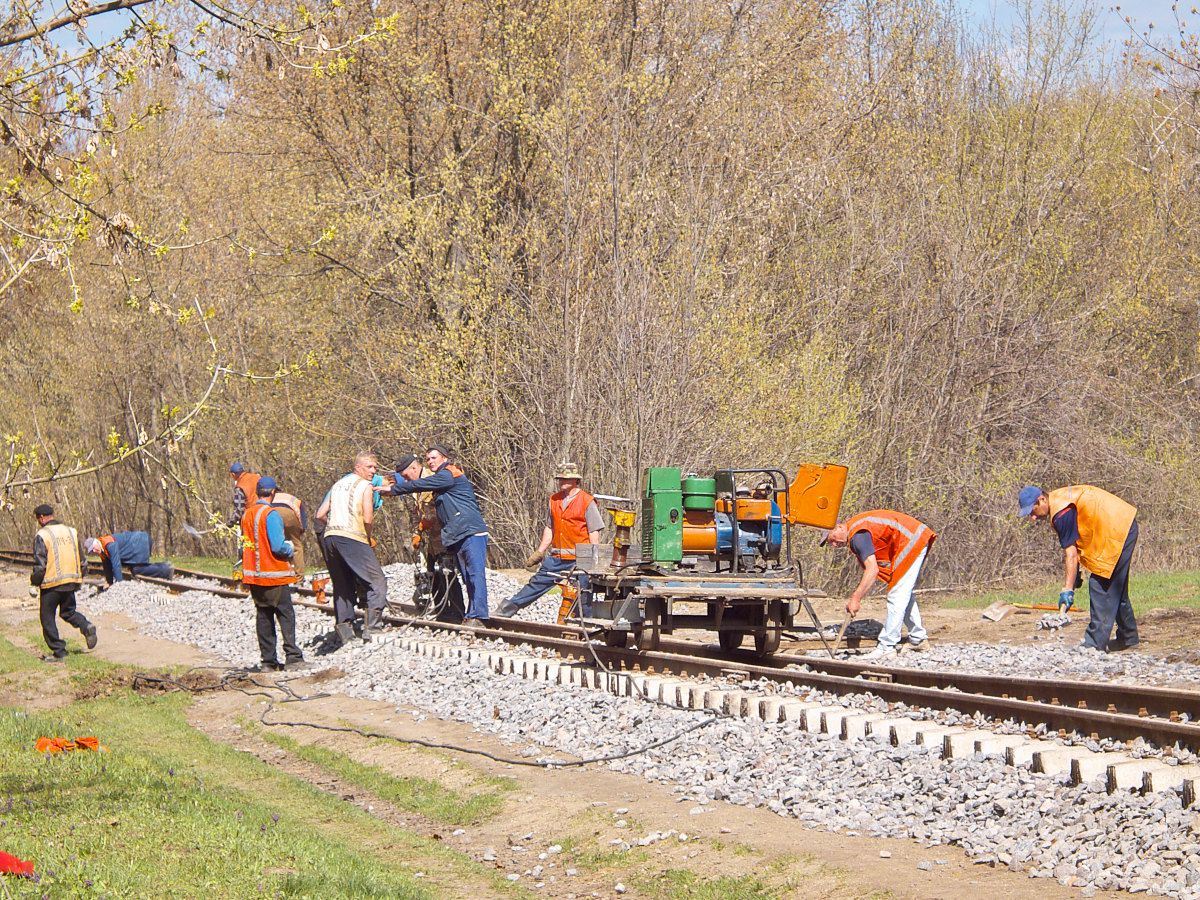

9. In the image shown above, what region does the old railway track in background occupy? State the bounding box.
[3,548,1200,751]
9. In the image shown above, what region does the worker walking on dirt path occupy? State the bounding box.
[30,504,97,662]
[1018,484,1140,652]
[316,452,389,643]
[84,532,173,585]
[229,462,261,525]
[241,477,307,671]
[494,462,602,619]
[388,445,490,625]
[820,510,936,659]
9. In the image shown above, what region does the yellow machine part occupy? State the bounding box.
[785,463,848,529]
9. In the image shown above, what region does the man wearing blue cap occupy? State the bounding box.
[1018,484,1139,652]
[241,476,307,671]
[229,462,261,526]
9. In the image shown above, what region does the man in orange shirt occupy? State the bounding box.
[821,510,936,659]
[1019,484,1139,652]
[494,462,603,619]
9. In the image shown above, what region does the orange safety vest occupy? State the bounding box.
[844,509,936,587]
[272,491,303,523]
[549,488,595,560]
[240,503,296,586]
[1047,485,1136,579]
[235,471,261,504]
[97,534,115,558]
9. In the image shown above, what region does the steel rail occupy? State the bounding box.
[4,551,1200,748]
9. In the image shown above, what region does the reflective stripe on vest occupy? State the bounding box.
[241,504,296,586]
[844,510,936,587]
[38,523,82,589]
[1047,485,1136,579]
[272,491,302,519]
[550,488,594,559]
[324,474,370,543]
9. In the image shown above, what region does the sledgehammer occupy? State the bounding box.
[830,613,854,657]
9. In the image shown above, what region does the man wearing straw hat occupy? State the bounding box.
[494,461,604,619]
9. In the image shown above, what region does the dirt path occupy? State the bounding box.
[0,568,1104,899]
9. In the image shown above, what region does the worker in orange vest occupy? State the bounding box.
[241,477,307,672]
[493,461,603,618]
[31,503,97,662]
[229,462,261,525]
[821,510,936,659]
[1019,484,1139,652]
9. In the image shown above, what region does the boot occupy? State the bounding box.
[335,622,355,645]
[362,609,385,641]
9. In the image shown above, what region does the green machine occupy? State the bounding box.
[641,467,683,563]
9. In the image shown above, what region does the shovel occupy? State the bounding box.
[830,613,854,655]
[981,600,1015,622]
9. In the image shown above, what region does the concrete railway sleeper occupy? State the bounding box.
[5,552,1200,752]
[365,630,1200,804]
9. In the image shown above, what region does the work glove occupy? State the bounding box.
[411,533,422,550]
[1058,589,1075,613]
[27,586,38,599]
[524,550,545,569]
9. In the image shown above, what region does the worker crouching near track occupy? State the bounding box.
[31,504,97,662]
[241,477,308,672]
[1018,484,1140,652]
[317,452,389,643]
[85,531,173,585]
[494,461,602,619]
[388,445,490,626]
[821,510,936,660]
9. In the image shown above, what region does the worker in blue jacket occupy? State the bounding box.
[85,532,174,585]
[388,445,490,625]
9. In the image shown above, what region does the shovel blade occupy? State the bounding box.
[981,600,1014,622]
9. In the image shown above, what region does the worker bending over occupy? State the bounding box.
[241,477,307,671]
[85,531,173,584]
[31,504,97,662]
[494,461,602,618]
[822,509,936,659]
[317,452,389,643]
[1018,484,1139,652]
[389,445,490,626]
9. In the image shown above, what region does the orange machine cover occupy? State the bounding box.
[785,463,848,529]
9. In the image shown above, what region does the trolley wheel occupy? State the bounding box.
[754,626,781,655]
[636,599,662,652]
[754,600,783,655]
[604,630,628,648]
[718,630,744,652]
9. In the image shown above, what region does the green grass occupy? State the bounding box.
[0,647,516,898]
[633,870,777,899]
[167,555,240,577]
[939,568,1200,614]
[0,634,39,672]
[255,728,513,826]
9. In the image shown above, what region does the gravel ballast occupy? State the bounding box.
[79,578,1200,898]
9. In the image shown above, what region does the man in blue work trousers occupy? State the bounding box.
[388,445,490,626]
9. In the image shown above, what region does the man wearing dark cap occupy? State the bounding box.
[228,462,261,525]
[388,445,490,625]
[241,477,307,671]
[1018,484,1140,651]
[387,453,466,623]
[31,504,97,662]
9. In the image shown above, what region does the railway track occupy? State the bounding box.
[4,549,1200,751]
